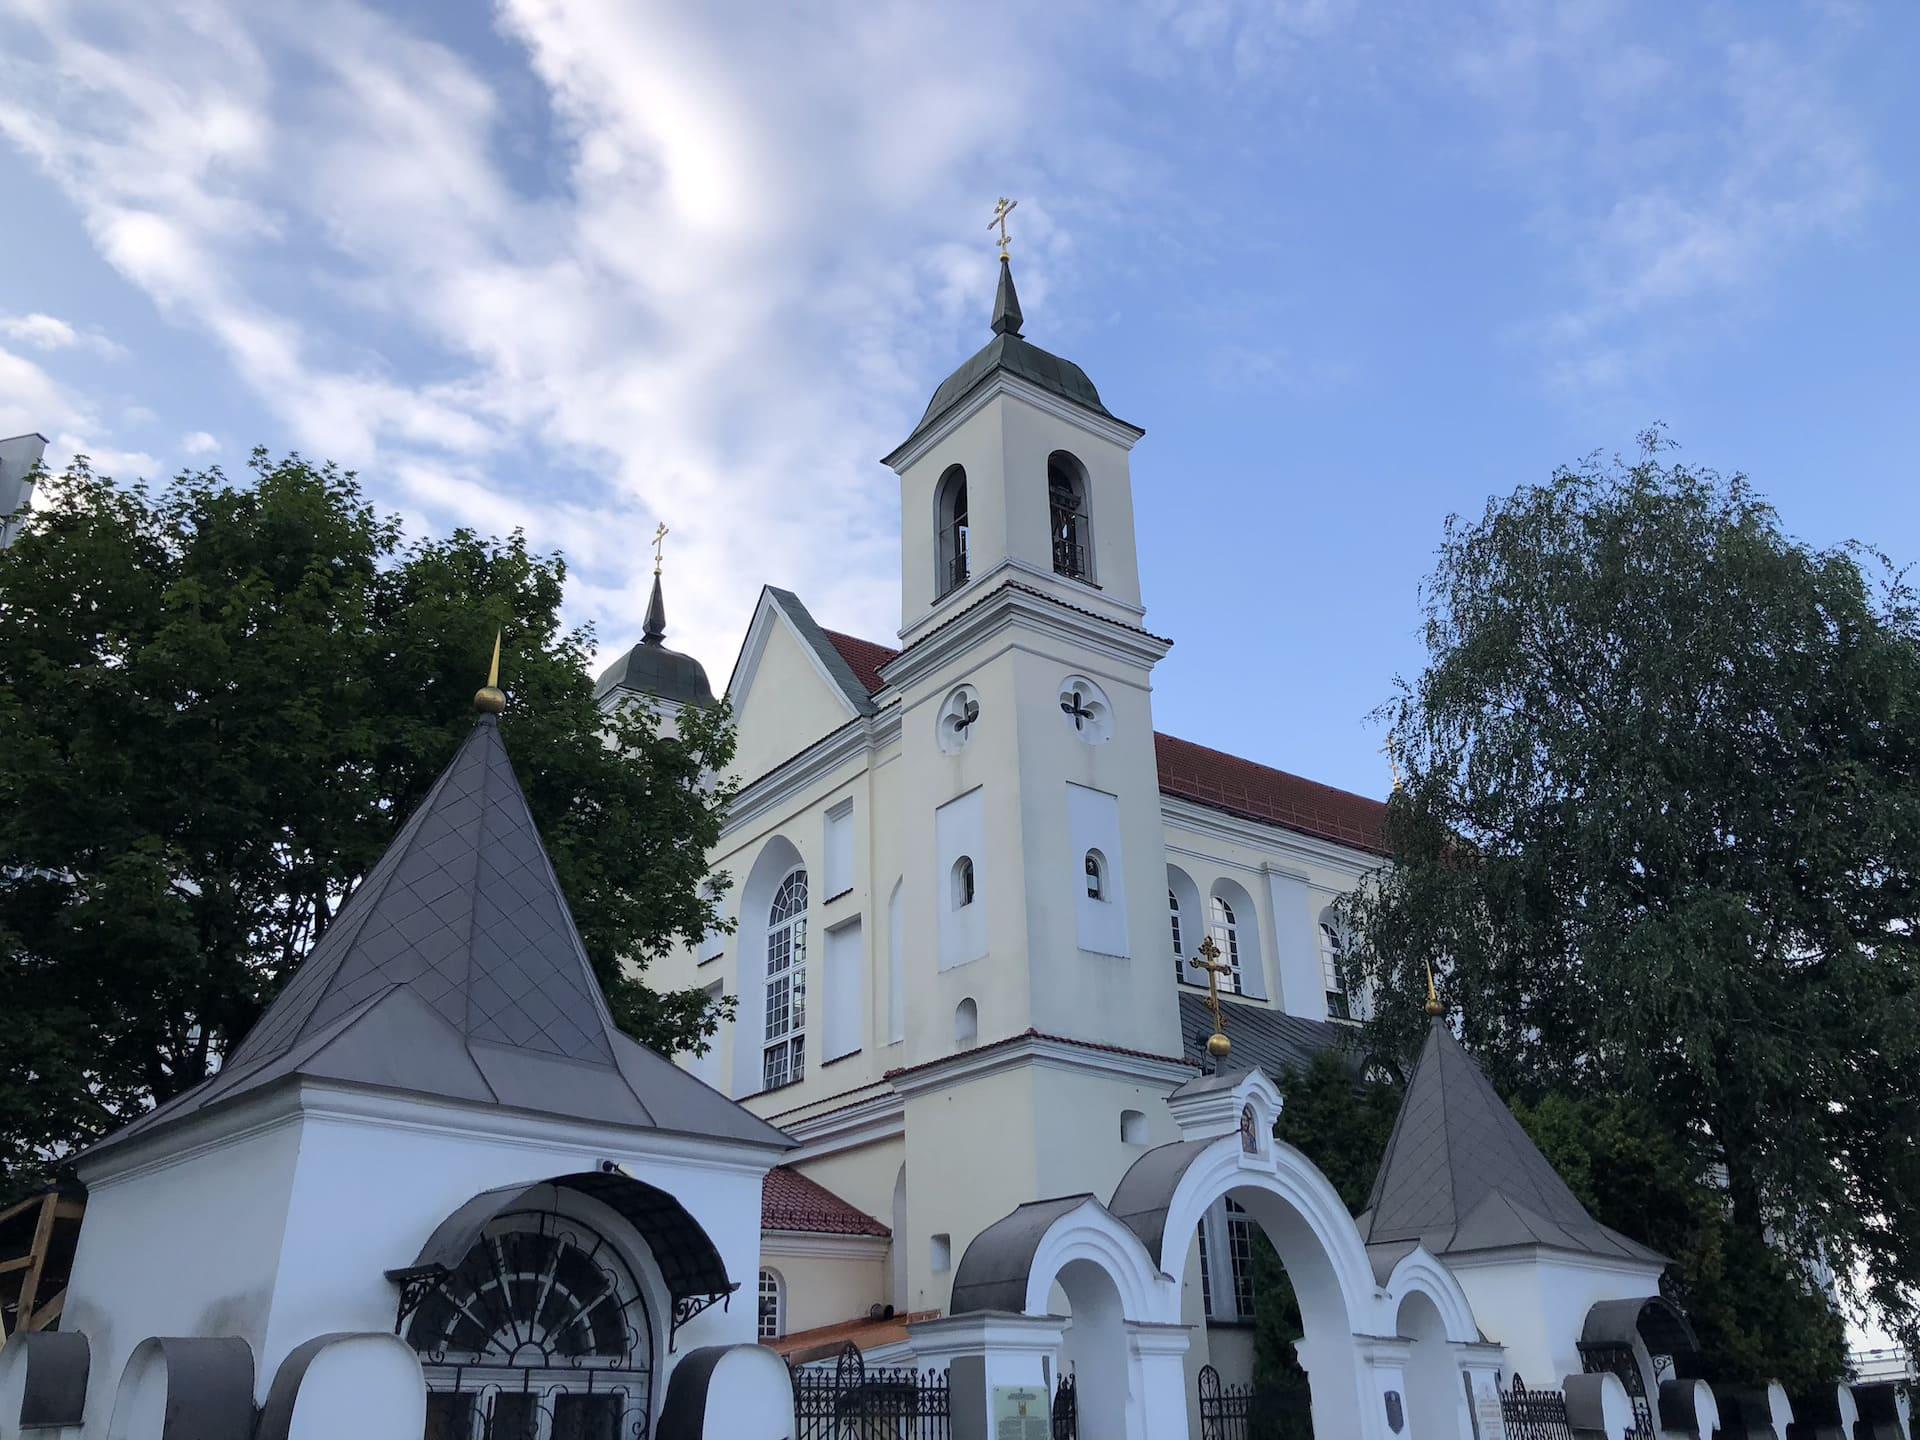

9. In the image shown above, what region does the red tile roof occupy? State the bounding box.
[818,630,1390,857]
[820,629,898,698]
[763,1166,891,1238]
[1154,732,1390,856]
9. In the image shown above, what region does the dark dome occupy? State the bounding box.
[594,640,716,709]
[594,572,717,709]
[885,257,1139,464]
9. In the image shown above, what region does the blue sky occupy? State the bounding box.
[2,0,1916,800]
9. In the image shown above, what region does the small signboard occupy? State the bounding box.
[992,1384,1052,1440]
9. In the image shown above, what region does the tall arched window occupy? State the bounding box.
[951,856,976,909]
[1047,452,1091,581]
[763,868,808,1089]
[1210,896,1245,995]
[758,1268,784,1340]
[1084,850,1107,900]
[1319,913,1353,1021]
[1169,888,1186,984]
[936,465,969,598]
[408,1208,654,1438]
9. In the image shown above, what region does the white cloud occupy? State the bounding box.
[0,0,1130,677]
[0,312,127,358]
[181,430,221,456]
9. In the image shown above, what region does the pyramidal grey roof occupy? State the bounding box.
[85,715,790,1163]
[1359,1019,1665,1267]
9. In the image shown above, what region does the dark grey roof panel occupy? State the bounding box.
[11,1331,89,1429]
[950,1195,1098,1315]
[1584,1297,1699,1360]
[1361,1019,1668,1265]
[1177,994,1351,1076]
[391,1171,735,1317]
[1107,1139,1215,1273]
[84,716,794,1161]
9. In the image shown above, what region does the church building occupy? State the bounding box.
[603,250,1401,1376]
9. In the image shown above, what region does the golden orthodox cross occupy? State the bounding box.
[652,522,668,577]
[1189,934,1235,1057]
[989,196,1018,259]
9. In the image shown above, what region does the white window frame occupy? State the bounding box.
[758,1268,784,1340]
[1210,896,1245,996]
[1169,887,1185,983]
[763,867,808,1090]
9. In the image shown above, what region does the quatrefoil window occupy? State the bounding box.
[937,685,982,754]
[1058,676,1113,744]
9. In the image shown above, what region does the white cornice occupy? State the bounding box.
[1161,797,1386,879]
[887,1034,1194,1101]
[1441,1245,1667,1281]
[723,708,901,844]
[885,582,1170,696]
[776,1089,907,1162]
[763,1231,892,1261]
[885,371,1143,474]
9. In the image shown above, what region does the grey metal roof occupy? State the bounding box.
[884,259,1139,466]
[1177,993,1351,1077]
[86,716,791,1161]
[1359,1019,1665,1265]
[1107,1138,1215,1273]
[950,1194,1098,1315]
[595,574,718,709]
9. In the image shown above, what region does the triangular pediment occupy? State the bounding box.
[726,587,880,781]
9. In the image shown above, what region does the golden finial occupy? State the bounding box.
[1190,934,1234,1061]
[652,522,668,577]
[1424,958,1443,1017]
[988,196,1018,261]
[474,630,506,715]
[1382,732,1403,793]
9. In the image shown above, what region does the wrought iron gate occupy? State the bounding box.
[1498,1376,1576,1440]
[1050,1373,1077,1440]
[1195,1364,1313,1440]
[791,1342,951,1439]
[1579,1343,1657,1438]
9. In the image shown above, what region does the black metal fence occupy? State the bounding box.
[1195,1364,1314,1440]
[1051,1374,1077,1440]
[1498,1376,1575,1440]
[791,1343,950,1440]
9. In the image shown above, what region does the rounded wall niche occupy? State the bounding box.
[937,685,981,754]
[1058,675,1113,744]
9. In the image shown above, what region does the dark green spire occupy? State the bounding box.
[642,573,666,644]
[991,255,1023,337]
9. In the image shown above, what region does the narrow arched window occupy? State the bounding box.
[1084,850,1107,900]
[763,868,808,1089]
[1169,888,1185,983]
[936,465,970,598]
[1047,453,1091,581]
[1320,916,1352,1021]
[1210,896,1244,995]
[955,997,978,1047]
[758,1268,784,1340]
[951,856,976,909]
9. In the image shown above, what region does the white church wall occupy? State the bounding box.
[1068,782,1130,958]
[935,787,988,970]
[728,616,858,786]
[760,1236,889,1338]
[822,800,854,898]
[896,401,1007,635]
[62,1106,305,1435]
[821,917,864,1063]
[1446,1249,1664,1391]
[996,396,1144,614]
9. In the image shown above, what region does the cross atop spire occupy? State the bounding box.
[988,196,1017,259]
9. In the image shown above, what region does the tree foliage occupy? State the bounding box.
[0,453,737,1202]
[1342,434,1920,1372]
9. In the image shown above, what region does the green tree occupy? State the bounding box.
[1513,1093,1847,1393]
[1342,434,1920,1375]
[0,453,737,1202]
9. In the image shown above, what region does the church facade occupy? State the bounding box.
[609,256,1387,1373]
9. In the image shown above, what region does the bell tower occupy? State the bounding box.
[884,254,1149,647]
[880,230,1176,1063]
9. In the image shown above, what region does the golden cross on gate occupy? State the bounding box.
[988,196,1017,259]
[652,522,668,576]
[1190,934,1235,1059]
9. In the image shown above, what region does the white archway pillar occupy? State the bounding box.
[1125,1323,1192,1440]
[1350,1334,1413,1440]
[908,1312,1066,1440]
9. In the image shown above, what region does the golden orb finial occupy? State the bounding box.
[1424,959,1443,1017]
[474,630,507,715]
[1207,1031,1232,1060]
